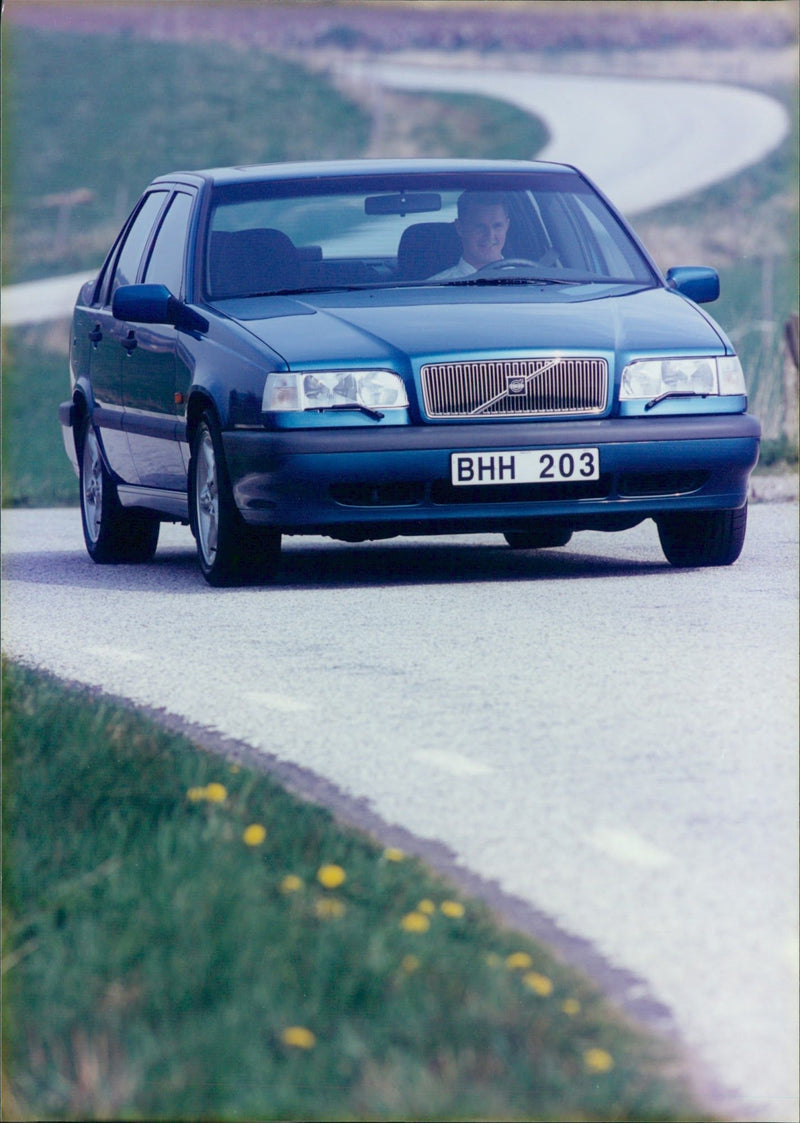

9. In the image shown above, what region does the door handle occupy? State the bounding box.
[121,330,138,354]
[88,325,102,344]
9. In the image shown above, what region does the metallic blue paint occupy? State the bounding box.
[60,159,760,574]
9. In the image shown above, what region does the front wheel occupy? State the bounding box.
[79,422,159,563]
[657,505,747,567]
[190,412,281,586]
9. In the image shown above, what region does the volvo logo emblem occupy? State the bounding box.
[507,376,527,395]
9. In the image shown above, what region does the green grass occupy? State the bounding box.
[3,27,372,283]
[373,88,550,161]
[2,658,713,1122]
[2,26,548,284]
[632,82,799,446]
[1,25,550,508]
[1,327,78,508]
[2,22,796,506]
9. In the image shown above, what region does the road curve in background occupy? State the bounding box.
[1,68,789,326]
[351,62,790,214]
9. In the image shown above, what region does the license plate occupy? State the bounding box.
[451,447,600,486]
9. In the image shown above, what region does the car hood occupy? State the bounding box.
[226,284,728,368]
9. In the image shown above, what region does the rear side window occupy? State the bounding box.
[108,190,169,301]
[143,191,194,296]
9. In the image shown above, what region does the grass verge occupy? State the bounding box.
[2,26,548,284]
[1,325,78,508]
[1,25,549,508]
[2,658,713,1121]
[632,81,798,446]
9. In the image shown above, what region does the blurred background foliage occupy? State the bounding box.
[1,1,797,507]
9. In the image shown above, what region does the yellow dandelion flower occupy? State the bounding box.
[281,1026,316,1049]
[383,847,405,862]
[280,875,303,894]
[562,998,581,1016]
[204,783,227,803]
[486,953,502,968]
[523,971,553,996]
[243,823,266,847]
[315,897,346,918]
[584,1047,614,1073]
[401,954,420,973]
[441,900,465,918]
[317,864,346,889]
[506,952,533,970]
[401,911,430,933]
[417,899,436,915]
[187,786,207,802]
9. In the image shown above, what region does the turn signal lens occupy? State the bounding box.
[717,355,746,395]
[262,374,300,411]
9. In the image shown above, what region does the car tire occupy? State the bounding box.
[190,411,281,586]
[656,504,747,567]
[79,421,160,564]
[504,526,573,550]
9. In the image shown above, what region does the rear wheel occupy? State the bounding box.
[657,505,747,567]
[190,412,281,586]
[504,525,573,550]
[79,422,159,563]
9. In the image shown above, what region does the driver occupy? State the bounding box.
[429,191,510,280]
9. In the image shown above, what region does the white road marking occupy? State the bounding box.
[84,645,146,664]
[244,690,312,713]
[587,825,674,869]
[412,748,493,776]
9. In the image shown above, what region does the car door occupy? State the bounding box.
[86,190,170,483]
[121,190,196,490]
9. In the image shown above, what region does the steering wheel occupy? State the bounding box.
[473,258,541,276]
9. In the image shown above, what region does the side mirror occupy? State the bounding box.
[666,266,720,305]
[112,284,208,332]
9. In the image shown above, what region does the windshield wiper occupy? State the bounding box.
[305,402,385,421]
[645,390,709,412]
[447,275,574,287]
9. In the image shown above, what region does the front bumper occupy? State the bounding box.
[223,413,760,535]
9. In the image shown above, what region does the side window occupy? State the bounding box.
[143,191,194,296]
[91,227,126,306]
[108,190,169,301]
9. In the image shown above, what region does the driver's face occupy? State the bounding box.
[456,204,510,268]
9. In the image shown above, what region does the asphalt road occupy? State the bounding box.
[2,503,798,1121]
[352,62,790,214]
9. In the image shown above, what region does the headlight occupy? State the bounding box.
[263,369,409,412]
[620,356,746,400]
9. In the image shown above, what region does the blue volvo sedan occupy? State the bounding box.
[60,159,760,585]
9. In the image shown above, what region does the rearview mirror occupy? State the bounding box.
[365,192,442,216]
[113,283,174,323]
[666,267,720,304]
[113,284,208,332]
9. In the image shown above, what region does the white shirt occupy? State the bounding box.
[428,257,477,281]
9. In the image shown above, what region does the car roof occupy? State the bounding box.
[151,157,576,189]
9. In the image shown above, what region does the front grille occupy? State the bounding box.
[421,357,608,419]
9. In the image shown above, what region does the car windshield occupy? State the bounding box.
[203,170,656,299]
